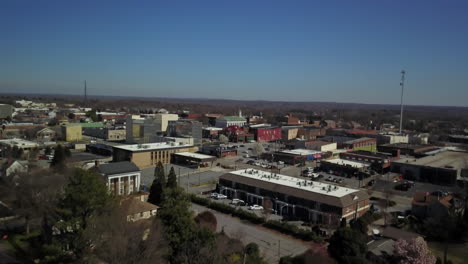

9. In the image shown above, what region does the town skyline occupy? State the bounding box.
[2,0,468,106]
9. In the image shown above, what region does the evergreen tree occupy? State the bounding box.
[158,187,195,256]
[328,227,368,264]
[44,146,52,155]
[52,168,111,259]
[167,166,177,189]
[148,162,165,205]
[50,145,66,171]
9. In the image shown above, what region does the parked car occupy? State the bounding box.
[244,154,250,158]
[249,205,264,210]
[278,161,284,165]
[210,193,219,198]
[368,180,376,186]
[246,160,255,165]
[394,183,411,191]
[215,194,227,200]
[326,176,334,182]
[230,199,245,206]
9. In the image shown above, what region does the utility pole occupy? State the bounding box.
[84,80,87,106]
[399,70,406,134]
[278,239,281,259]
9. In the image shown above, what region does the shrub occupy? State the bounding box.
[189,194,211,206]
[233,209,265,224]
[208,202,236,214]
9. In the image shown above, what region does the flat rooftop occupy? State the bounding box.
[174,152,216,160]
[393,150,468,169]
[323,158,370,168]
[113,142,193,152]
[280,149,322,156]
[381,143,432,150]
[0,138,39,147]
[229,168,359,198]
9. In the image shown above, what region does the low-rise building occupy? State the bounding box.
[320,158,370,177]
[249,126,281,142]
[378,143,438,156]
[0,138,39,152]
[61,124,82,142]
[274,149,324,165]
[320,136,377,152]
[219,169,370,225]
[83,127,126,141]
[36,127,57,141]
[215,116,247,128]
[202,127,223,139]
[391,150,468,185]
[96,161,141,195]
[112,142,197,168]
[200,144,237,158]
[339,150,400,171]
[120,194,159,222]
[294,140,337,152]
[281,126,301,141]
[411,192,462,220]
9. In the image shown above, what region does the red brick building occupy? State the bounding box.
[251,126,281,142]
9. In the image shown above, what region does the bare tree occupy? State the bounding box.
[253,143,265,156]
[262,199,273,220]
[83,203,168,264]
[219,134,229,144]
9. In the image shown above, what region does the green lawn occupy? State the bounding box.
[428,241,468,264]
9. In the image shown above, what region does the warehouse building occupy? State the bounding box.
[378,143,439,157]
[321,136,377,152]
[112,142,197,169]
[274,149,325,165]
[219,169,370,225]
[391,151,468,186]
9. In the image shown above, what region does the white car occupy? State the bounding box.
[230,199,245,205]
[249,205,264,210]
[215,194,227,200]
[210,193,220,198]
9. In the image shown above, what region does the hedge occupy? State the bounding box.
[263,220,321,242]
[189,194,321,242]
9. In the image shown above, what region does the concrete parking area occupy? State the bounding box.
[191,203,312,263]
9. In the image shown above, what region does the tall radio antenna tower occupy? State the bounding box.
[84,80,87,106]
[399,70,406,134]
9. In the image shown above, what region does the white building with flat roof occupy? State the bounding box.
[219,168,370,225]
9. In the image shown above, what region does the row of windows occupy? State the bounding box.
[220,179,341,214]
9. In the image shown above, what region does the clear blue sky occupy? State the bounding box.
[1,0,467,106]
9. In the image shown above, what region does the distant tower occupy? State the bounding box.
[84,80,87,106]
[239,108,242,117]
[399,70,406,134]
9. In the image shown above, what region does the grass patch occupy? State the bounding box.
[428,241,468,264]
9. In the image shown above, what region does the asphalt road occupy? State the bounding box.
[191,203,312,263]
